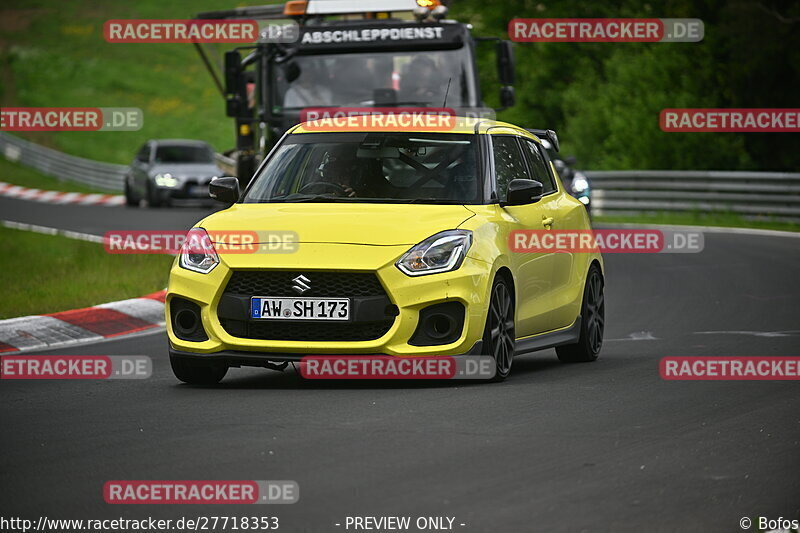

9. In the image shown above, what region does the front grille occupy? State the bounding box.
[220,270,394,342]
[221,318,394,342]
[224,270,386,298]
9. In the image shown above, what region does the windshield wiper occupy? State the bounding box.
[265,194,351,203]
[405,198,464,204]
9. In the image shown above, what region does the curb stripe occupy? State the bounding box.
[48,308,155,338]
[0,181,122,206]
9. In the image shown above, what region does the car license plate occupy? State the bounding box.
[250,297,350,321]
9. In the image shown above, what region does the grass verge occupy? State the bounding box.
[0,157,102,193]
[594,211,800,233]
[0,226,173,319]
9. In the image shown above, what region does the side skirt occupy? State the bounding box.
[514,317,581,356]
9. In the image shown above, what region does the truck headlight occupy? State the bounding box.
[396,230,472,276]
[179,228,219,274]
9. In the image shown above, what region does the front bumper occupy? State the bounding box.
[166,249,494,358]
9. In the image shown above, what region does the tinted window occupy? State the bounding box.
[491,135,528,202]
[521,139,556,193]
[244,133,479,204]
[154,145,214,164]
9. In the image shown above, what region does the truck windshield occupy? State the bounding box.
[277,48,477,109]
[243,132,480,204]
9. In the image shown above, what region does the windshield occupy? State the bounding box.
[154,145,214,164]
[276,48,476,109]
[244,132,480,204]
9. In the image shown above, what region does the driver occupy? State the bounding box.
[314,148,385,198]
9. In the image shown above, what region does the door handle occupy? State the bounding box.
[542,216,555,228]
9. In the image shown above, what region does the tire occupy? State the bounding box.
[170,356,227,385]
[556,265,604,363]
[482,276,515,381]
[124,180,138,207]
[146,182,162,208]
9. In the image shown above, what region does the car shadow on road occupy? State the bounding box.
[172,351,587,390]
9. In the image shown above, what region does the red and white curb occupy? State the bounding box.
[0,291,166,354]
[0,181,124,206]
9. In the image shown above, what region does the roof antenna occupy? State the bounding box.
[442,77,452,108]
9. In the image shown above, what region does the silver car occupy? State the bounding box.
[125,140,221,207]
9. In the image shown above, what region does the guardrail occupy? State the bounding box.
[586,170,800,223]
[2,132,798,222]
[0,132,128,192]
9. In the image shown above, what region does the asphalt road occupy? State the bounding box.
[1,199,799,532]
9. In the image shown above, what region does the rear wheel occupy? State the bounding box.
[556,265,604,363]
[482,277,515,381]
[170,356,227,385]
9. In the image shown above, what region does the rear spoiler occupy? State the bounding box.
[526,129,559,152]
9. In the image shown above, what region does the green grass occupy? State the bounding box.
[0,226,174,319]
[595,211,800,233]
[0,0,281,164]
[0,157,101,193]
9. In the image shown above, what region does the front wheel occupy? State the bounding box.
[124,180,138,207]
[170,356,227,385]
[556,265,604,363]
[482,277,515,381]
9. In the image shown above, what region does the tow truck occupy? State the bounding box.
[195,0,517,184]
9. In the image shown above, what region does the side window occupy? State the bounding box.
[491,135,528,201]
[135,144,150,163]
[521,140,556,194]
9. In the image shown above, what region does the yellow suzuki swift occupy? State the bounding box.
[167,117,604,384]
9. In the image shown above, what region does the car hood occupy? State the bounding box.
[148,163,220,177]
[200,203,475,246]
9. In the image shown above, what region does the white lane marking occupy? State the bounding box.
[1,219,105,243]
[601,222,800,239]
[605,331,659,341]
[694,330,800,338]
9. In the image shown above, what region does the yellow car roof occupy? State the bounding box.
[289,115,541,143]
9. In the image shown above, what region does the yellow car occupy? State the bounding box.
[167,117,604,384]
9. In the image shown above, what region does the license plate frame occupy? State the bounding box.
[250,297,351,321]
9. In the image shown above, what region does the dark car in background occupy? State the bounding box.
[541,139,592,216]
[125,140,222,207]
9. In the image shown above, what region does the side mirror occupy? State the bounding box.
[499,86,516,109]
[283,61,301,83]
[496,40,515,85]
[565,155,577,166]
[209,176,240,204]
[504,179,543,206]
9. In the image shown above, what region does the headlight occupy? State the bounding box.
[572,173,589,193]
[154,173,178,188]
[396,230,472,276]
[179,228,219,274]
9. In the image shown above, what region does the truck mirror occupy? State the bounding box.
[283,61,301,83]
[224,51,242,96]
[499,86,516,109]
[496,40,515,86]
